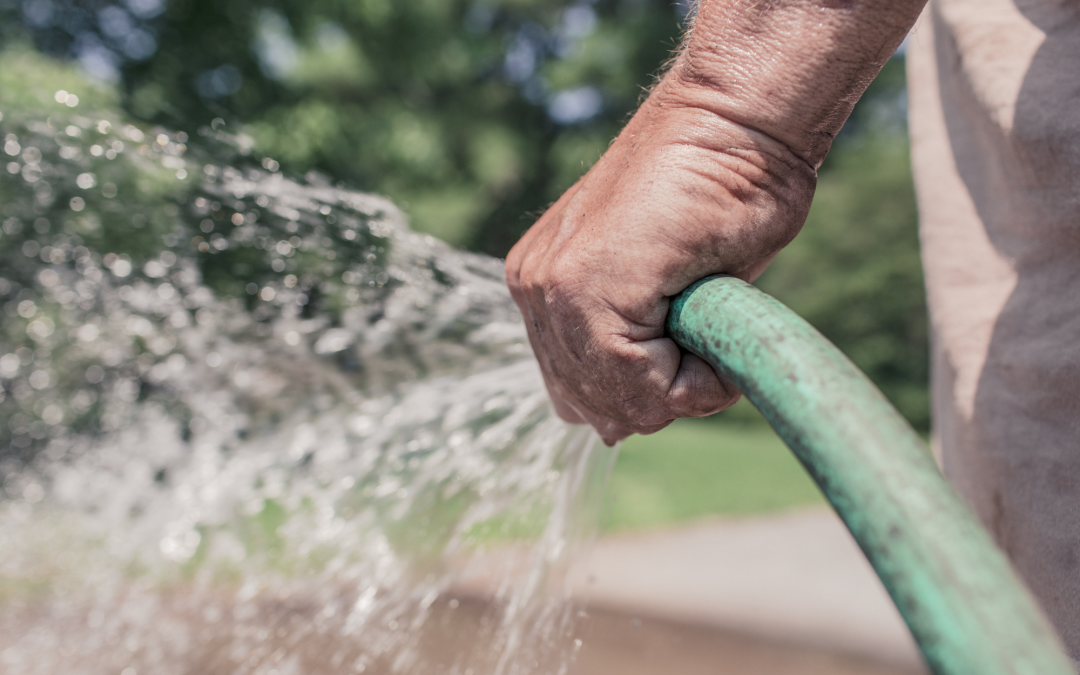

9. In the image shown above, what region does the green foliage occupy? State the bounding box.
[758,132,929,430]
[0,46,119,115]
[2,0,687,251]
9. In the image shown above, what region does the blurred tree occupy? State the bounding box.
[1,0,690,252]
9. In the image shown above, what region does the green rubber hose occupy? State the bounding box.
[666,275,1073,675]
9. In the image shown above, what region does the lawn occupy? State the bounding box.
[602,400,825,532]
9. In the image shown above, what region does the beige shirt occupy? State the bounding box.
[907,0,1080,659]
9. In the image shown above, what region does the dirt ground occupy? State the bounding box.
[1,509,929,674]
[0,589,924,675]
[573,607,925,675]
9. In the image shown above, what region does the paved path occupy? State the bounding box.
[568,507,925,671]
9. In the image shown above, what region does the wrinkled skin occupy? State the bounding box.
[507,0,925,445]
[506,79,815,444]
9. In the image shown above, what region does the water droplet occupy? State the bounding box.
[0,354,20,377]
[22,483,44,503]
[42,405,64,425]
[28,370,51,389]
[85,365,105,383]
[17,300,37,318]
[111,259,132,277]
[27,317,55,340]
[0,103,604,675]
[78,324,100,342]
[38,269,59,287]
[144,261,166,278]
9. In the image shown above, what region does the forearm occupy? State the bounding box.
[659,0,926,166]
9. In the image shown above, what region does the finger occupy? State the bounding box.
[551,386,651,446]
[506,180,585,290]
[594,417,637,447]
[735,250,780,283]
[634,419,675,437]
[623,337,731,425]
[666,352,741,418]
[592,354,738,443]
[591,415,675,445]
[521,309,588,426]
[622,335,682,418]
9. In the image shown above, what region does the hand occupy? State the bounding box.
[507,0,922,444]
[506,75,817,445]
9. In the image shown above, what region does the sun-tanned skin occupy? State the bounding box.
[506,0,927,445]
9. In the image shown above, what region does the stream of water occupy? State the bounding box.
[0,76,614,675]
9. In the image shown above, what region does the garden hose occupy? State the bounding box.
[666,275,1073,675]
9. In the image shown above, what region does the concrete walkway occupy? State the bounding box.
[568,507,925,671]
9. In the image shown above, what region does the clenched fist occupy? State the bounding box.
[506,79,816,443]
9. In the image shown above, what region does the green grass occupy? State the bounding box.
[603,402,824,532]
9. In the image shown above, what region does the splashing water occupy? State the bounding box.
[0,57,614,675]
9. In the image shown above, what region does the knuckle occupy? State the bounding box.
[504,258,522,289]
[666,389,704,417]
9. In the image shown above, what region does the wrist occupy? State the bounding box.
[658,0,923,166]
[635,75,816,179]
